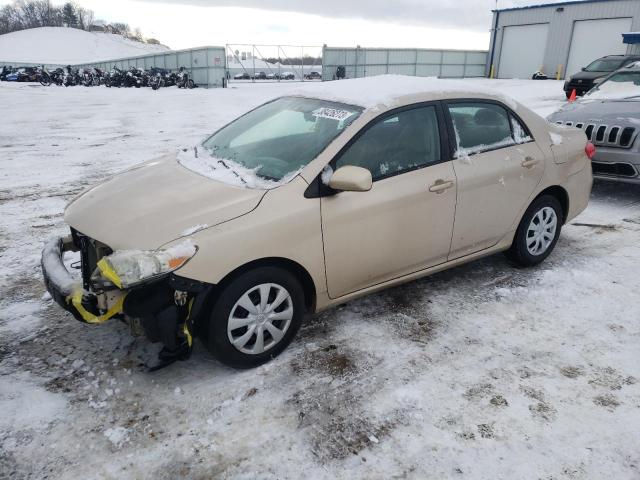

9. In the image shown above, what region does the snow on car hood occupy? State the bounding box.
[64,152,266,250]
[548,98,640,125]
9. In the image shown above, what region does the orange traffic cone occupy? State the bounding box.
[568,89,577,103]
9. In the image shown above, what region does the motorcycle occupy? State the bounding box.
[36,67,52,86]
[0,66,13,81]
[63,66,79,87]
[123,67,143,88]
[104,67,125,88]
[176,67,196,89]
[148,68,166,90]
[49,68,65,86]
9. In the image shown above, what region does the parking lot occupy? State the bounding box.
[0,80,639,479]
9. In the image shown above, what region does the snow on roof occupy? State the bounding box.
[287,75,516,110]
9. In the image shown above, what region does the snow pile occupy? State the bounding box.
[103,426,129,447]
[320,165,334,186]
[177,147,302,190]
[550,132,564,145]
[455,136,516,160]
[180,224,209,236]
[0,27,168,65]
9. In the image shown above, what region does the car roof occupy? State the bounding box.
[598,55,640,60]
[287,74,517,111]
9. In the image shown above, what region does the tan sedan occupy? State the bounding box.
[42,76,593,369]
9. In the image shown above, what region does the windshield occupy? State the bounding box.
[588,71,640,100]
[585,58,626,72]
[199,97,362,183]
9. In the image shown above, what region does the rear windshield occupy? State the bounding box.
[199,97,362,182]
[585,58,626,72]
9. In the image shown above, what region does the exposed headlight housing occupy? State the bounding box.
[95,240,197,289]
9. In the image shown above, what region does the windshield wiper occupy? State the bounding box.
[216,158,247,185]
[257,173,279,182]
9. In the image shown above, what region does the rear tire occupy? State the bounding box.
[506,195,563,267]
[203,267,305,369]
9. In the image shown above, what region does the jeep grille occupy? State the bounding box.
[555,121,637,148]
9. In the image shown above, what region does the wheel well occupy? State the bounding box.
[216,258,317,312]
[536,186,569,224]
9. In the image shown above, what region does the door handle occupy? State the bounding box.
[429,179,455,193]
[521,157,539,169]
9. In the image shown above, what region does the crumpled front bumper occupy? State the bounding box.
[41,235,104,323]
[42,236,80,315]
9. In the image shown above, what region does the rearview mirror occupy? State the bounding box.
[328,166,372,192]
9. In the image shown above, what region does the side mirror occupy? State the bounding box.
[581,67,586,71]
[328,166,372,192]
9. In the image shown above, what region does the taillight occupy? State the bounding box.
[585,142,596,160]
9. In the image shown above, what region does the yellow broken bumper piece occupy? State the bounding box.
[65,258,127,324]
[67,289,126,325]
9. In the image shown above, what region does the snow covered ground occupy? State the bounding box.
[0,27,168,65]
[0,79,639,479]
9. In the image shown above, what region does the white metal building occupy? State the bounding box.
[488,0,640,79]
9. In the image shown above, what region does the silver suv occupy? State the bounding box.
[550,64,640,183]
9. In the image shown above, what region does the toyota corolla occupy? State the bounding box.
[42,76,593,369]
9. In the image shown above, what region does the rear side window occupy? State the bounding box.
[335,105,441,181]
[448,102,529,157]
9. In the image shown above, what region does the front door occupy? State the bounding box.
[320,104,457,299]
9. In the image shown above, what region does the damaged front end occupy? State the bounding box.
[41,230,212,369]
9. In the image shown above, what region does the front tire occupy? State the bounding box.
[506,195,563,267]
[204,267,305,368]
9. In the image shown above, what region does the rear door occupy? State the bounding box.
[445,101,545,259]
[320,103,457,299]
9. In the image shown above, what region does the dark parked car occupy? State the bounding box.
[550,64,640,183]
[233,72,250,80]
[251,71,267,80]
[304,71,321,80]
[564,55,640,98]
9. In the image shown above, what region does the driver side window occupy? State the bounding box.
[335,105,441,181]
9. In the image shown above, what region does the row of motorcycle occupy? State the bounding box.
[0,65,197,90]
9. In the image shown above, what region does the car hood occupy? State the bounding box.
[548,98,640,124]
[568,71,606,81]
[64,152,267,251]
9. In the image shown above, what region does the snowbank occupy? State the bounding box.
[0,27,168,65]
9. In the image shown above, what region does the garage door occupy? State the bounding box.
[498,23,549,79]
[565,17,633,77]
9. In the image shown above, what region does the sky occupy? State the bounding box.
[0,0,577,51]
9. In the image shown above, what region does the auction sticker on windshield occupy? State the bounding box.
[312,107,355,121]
